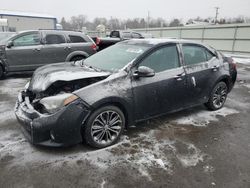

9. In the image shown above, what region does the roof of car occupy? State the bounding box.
[16,30,84,35]
[121,38,202,45]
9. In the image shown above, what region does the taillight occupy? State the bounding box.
[91,44,97,51]
[230,59,237,69]
[95,37,101,45]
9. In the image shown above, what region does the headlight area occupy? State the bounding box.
[15,92,91,147]
[38,93,79,114]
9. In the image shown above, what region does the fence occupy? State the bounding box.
[87,23,250,55]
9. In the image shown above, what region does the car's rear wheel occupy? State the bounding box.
[83,105,125,148]
[205,82,228,111]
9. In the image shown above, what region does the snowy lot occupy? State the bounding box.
[0,59,250,188]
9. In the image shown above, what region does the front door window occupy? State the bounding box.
[13,33,40,46]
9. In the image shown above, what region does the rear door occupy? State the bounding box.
[40,32,69,65]
[181,43,220,105]
[6,31,43,71]
[132,44,189,120]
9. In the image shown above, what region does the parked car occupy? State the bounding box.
[93,30,149,51]
[15,39,237,148]
[0,30,97,79]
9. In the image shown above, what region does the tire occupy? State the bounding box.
[205,82,228,111]
[70,56,85,62]
[0,65,5,80]
[83,105,125,148]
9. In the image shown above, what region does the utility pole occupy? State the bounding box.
[214,7,220,24]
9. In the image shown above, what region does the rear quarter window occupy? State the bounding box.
[69,35,86,43]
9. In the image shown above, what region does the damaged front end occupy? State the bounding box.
[15,62,110,147]
[15,89,90,147]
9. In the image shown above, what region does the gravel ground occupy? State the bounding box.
[0,62,249,188]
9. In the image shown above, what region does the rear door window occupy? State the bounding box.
[132,33,141,38]
[69,35,86,43]
[122,32,132,39]
[182,45,208,65]
[45,34,66,44]
[205,50,215,61]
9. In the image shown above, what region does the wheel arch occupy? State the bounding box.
[90,97,134,129]
[65,51,89,62]
[215,75,232,93]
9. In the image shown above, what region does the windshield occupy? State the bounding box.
[84,43,150,72]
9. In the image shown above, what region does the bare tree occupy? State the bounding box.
[70,15,88,30]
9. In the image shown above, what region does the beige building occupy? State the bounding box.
[0,10,57,32]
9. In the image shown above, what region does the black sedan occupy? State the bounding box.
[15,39,237,148]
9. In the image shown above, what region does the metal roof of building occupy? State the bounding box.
[0,10,56,19]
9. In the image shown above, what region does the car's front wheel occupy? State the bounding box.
[205,81,228,111]
[83,105,125,148]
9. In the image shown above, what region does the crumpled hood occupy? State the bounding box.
[28,62,111,93]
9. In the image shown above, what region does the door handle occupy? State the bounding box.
[174,73,185,81]
[33,48,41,51]
[211,65,219,72]
[64,46,71,50]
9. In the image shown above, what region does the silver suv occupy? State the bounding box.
[0,30,97,78]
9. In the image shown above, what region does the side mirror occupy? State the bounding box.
[6,41,14,48]
[133,66,155,78]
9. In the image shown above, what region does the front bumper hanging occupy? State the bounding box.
[15,91,90,147]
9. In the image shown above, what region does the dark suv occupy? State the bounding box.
[0,30,97,78]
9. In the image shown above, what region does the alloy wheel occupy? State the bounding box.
[212,84,227,109]
[91,110,122,144]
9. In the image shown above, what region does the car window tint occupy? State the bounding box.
[132,33,141,38]
[140,45,180,73]
[205,49,215,61]
[122,32,132,39]
[45,34,66,44]
[69,35,86,43]
[183,45,207,65]
[13,33,40,46]
[110,31,120,38]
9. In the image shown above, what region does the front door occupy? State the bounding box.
[6,32,43,71]
[132,44,189,121]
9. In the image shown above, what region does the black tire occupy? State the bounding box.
[0,65,5,80]
[205,82,228,111]
[83,105,125,148]
[70,56,85,62]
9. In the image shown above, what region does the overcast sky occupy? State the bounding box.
[1,0,250,21]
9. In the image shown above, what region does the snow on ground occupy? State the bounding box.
[0,105,239,180]
[172,107,239,127]
[0,78,28,97]
[232,57,250,65]
[0,77,241,180]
